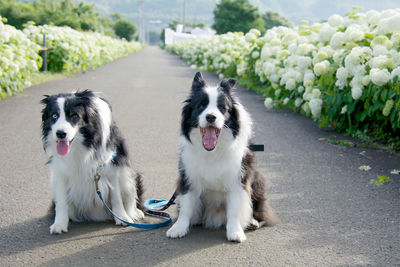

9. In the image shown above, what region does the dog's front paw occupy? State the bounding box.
[127,208,145,221]
[227,228,246,243]
[247,218,261,230]
[114,213,134,226]
[166,222,189,239]
[50,223,68,234]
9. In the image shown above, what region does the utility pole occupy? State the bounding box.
[182,0,186,33]
[138,0,145,43]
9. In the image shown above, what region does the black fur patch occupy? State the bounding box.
[135,172,144,210]
[177,159,190,195]
[107,122,130,167]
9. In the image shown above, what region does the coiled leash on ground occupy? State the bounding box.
[95,144,264,229]
[95,173,176,229]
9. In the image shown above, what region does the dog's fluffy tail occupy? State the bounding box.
[135,172,144,210]
[252,171,280,226]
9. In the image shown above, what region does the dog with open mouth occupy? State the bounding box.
[41,90,144,234]
[166,72,279,242]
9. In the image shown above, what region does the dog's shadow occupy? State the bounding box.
[0,214,228,266]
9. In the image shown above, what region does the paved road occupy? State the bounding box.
[0,46,399,266]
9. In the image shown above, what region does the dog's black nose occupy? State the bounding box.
[206,114,216,123]
[56,130,67,139]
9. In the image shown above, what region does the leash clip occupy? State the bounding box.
[94,173,101,192]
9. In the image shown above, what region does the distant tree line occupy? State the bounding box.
[0,0,138,41]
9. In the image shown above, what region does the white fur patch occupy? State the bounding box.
[198,86,225,129]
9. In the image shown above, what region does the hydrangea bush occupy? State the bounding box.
[0,18,42,98]
[167,9,400,147]
[0,19,142,98]
[24,25,142,72]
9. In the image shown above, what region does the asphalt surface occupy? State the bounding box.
[0,46,399,266]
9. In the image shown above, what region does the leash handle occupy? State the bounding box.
[97,191,172,229]
[249,144,264,151]
[144,192,177,211]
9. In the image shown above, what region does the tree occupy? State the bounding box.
[113,19,137,41]
[262,10,293,30]
[0,0,103,32]
[212,0,264,34]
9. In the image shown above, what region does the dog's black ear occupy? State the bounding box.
[192,72,205,91]
[220,78,236,93]
[75,89,95,99]
[40,95,50,105]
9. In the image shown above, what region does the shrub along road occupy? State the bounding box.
[0,46,399,266]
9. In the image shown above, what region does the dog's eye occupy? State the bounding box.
[218,105,226,114]
[71,113,80,121]
[199,102,207,110]
[52,113,59,120]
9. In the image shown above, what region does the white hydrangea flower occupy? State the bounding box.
[328,14,345,27]
[245,32,257,42]
[264,97,273,109]
[284,76,295,89]
[345,26,364,42]
[336,67,348,89]
[313,60,330,76]
[252,51,260,59]
[311,88,321,99]
[378,14,400,34]
[391,66,400,81]
[319,25,337,43]
[362,75,370,86]
[250,29,261,37]
[283,97,290,105]
[371,35,393,49]
[277,50,290,60]
[351,86,363,100]
[373,45,389,56]
[366,10,380,25]
[302,102,311,115]
[369,55,393,69]
[282,32,299,46]
[295,98,302,107]
[309,98,323,118]
[330,32,345,48]
[341,105,347,114]
[370,68,391,86]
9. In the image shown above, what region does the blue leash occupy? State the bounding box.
[94,151,176,229]
[96,190,175,229]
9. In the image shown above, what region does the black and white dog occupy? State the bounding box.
[41,90,144,234]
[166,72,279,242]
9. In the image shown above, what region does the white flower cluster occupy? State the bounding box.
[24,25,142,72]
[169,32,251,78]
[167,8,400,123]
[0,17,41,97]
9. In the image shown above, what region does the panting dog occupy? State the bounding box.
[41,90,144,234]
[166,72,279,242]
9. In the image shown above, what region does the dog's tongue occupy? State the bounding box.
[202,127,218,151]
[56,141,69,156]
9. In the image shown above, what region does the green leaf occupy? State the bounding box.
[370,175,391,185]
